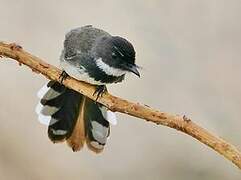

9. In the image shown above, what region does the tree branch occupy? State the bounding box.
[0,41,240,169]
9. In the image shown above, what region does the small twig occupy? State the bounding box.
[0,41,240,169]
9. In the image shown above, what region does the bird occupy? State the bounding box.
[35,25,140,153]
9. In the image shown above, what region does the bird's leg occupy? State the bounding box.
[59,71,69,84]
[93,85,107,101]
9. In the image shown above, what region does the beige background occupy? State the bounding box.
[0,0,241,179]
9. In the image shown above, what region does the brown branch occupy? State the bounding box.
[0,41,241,169]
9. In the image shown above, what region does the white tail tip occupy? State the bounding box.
[37,83,49,99]
[35,102,51,125]
[107,111,117,125]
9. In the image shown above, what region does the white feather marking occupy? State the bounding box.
[90,141,104,150]
[95,58,125,76]
[36,102,60,126]
[91,121,108,144]
[41,106,59,116]
[92,131,107,144]
[114,46,124,57]
[51,129,67,135]
[60,60,105,85]
[99,106,117,125]
[37,83,49,99]
[37,114,51,125]
[35,102,43,114]
[35,102,51,125]
[91,121,109,135]
[49,118,59,126]
[107,111,117,125]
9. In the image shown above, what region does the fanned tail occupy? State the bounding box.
[36,82,116,153]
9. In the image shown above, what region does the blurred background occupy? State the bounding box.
[0,0,241,179]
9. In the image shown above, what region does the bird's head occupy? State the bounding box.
[92,36,140,77]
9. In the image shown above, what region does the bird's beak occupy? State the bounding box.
[124,64,140,77]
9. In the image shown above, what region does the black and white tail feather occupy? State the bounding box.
[35,81,117,153]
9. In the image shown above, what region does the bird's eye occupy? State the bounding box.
[112,52,117,59]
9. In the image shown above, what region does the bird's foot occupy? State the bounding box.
[93,85,107,101]
[59,71,69,84]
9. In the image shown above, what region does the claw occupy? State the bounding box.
[183,115,191,122]
[59,71,69,84]
[9,43,22,51]
[93,85,107,101]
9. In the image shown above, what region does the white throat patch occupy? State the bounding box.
[95,58,125,77]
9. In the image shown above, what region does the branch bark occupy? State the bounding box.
[0,41,240,169]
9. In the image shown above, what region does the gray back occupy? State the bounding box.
[63,25,111,58]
